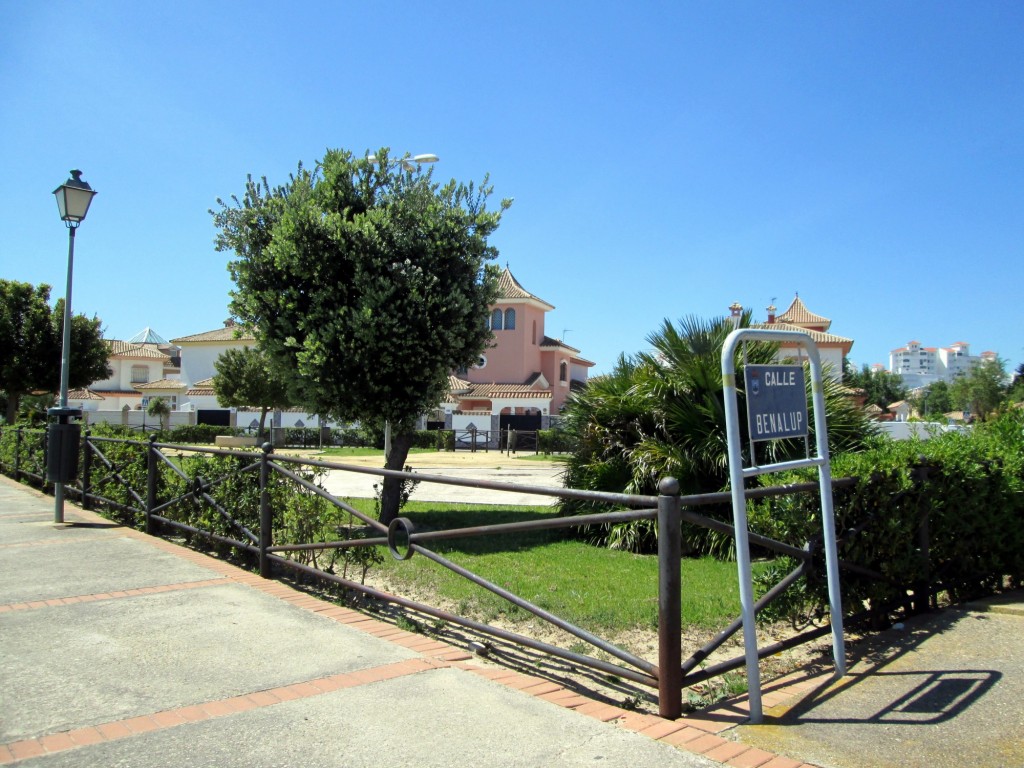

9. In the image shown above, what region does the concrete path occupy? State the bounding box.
[311,451,567,506]
[0,476,730,767]
[3,472,1022,768]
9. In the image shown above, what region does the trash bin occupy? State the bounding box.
[46,408,82,483]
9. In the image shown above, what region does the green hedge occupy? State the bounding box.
[751,408,1024,622]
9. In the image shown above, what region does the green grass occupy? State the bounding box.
[513,453,570,463]
[342,499,760,634]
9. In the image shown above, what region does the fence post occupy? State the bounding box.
[82,429,92,510]
[657,477,683,719]
[259,442,273,578]
[146,434,158,534]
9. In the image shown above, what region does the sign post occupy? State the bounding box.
[721,329,845,724]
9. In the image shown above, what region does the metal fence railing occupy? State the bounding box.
[0,426,923,719]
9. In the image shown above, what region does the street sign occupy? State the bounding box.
[744,364,808,441]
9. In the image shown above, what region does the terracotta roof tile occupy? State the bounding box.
[776,295,831,329]
[134,379,187,390]
[107,340,169,360]
[496,267,555,309]
[171,322,256,344]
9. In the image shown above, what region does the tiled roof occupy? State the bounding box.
[776,296,831,330]
[754,322,852,347]
[448,376,552,402]
[187,378,216,396]
[496,267,554,309]
[172,322,256,344]
[68,388,104,400]
[539,336,581,354]
[134,379,187,390]
[107,340,169,360]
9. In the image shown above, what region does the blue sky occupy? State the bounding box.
[2,1,1022,376]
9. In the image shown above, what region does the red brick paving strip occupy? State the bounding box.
[1,499,826,768]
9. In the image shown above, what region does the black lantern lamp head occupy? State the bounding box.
[53,169,97,227]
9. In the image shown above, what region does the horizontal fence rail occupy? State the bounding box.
[0,426,930,719]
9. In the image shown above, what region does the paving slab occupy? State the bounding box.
[10,668,720,768]
[736,603,1024,768]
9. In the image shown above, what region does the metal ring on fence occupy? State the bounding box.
[387,517,415,561]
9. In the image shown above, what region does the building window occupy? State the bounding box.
[491,309,503,331]
[504,308,516,330]
[131,366,149,384]
[559,361,568,382]
[532,320,537,345]
[476,354,487,369]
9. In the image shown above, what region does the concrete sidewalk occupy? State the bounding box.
[3,473,1022,768]
[0,476,731,767]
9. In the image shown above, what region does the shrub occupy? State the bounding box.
[751,408,1024,623]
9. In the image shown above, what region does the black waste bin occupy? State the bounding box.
[46,408,82,483]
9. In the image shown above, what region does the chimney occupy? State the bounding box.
[766,304,777,324]
[729,302,743,330]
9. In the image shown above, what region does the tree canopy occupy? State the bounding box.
[213,346,293,438]
[0,280,110,424]
[949,357,1008,421]
[842,359,910,409]
[212,148,509,522]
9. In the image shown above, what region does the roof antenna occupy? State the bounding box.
[562,329,572,342]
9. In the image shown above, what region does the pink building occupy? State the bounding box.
[441,267,594,433]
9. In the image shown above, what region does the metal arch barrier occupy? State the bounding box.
[721,328,846,724]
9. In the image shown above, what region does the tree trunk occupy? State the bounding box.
[5,394,21,425]
[258,407,269,441]
[378,430,415,525]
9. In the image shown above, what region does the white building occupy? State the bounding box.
[889,340,997,389]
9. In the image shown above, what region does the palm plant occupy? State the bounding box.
[560,311,876,554]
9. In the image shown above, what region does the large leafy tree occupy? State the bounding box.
[561,312,877,553]
[213,148,509,523]
[950,357,1008,421]
[213,346,293,438]
[842,360,910,409]
[914,380,953,418]
[0,280,110,424]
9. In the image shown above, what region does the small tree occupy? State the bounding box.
[213,148,509,522]
[950,358,1008,421]
[146,397,171,431]
[0,280,110,424]
[212,346,293,439]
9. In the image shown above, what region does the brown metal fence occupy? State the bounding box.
[0,427,924,718]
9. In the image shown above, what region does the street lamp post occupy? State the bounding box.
[365,151,438,462]
[50,169,97,523]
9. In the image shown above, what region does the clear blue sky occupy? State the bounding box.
[2,1,1022,376]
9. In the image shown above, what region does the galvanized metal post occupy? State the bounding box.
[657,477,683,719]
[259,442,273,578]
[146,434,157,534]
[81,429,92,511]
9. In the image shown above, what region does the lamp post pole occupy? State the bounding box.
[365,150,438,462]
[51,170,97,523]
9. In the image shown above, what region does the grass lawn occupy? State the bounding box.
[341,499,759,635]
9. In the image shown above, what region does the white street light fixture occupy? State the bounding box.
[49,169,97,523]
[366,151,439,172]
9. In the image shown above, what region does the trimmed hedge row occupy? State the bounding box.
[752,408,1024,622]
